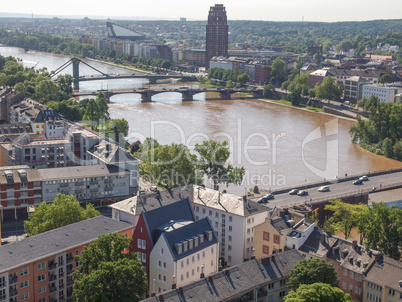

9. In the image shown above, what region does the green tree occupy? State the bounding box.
[263,84,275,98]
[96,91,110,121]
[378,73,393,84]
[24,194,100,236]
[270,58,286,85]
[324,199,368,239]
[357,202,402,261]
[285,283,352,302]
[145,143,201,187]
[287,259,338,291]
[195,140,245,190]
[105,118,129,143]
[315,76,342,101]
[132,137,160,162]
[73,233,148,302]
[83,98,99,126]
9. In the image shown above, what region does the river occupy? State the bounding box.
[2,46,401,195]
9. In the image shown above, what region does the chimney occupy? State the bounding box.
[271,254,275,262]
[352,240,357,248]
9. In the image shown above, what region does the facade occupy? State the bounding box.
[362,84,402,103]
[191,186,269,266]
[0,166,42,220]
[142,249,304,302]
[344,76,368,102]
[39,165,130,203]
[0,216,134,302]
[205,4,228,69]
[149,218,219,294]
[254,208,306,258]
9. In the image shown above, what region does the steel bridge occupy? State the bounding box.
[50,58,194,90]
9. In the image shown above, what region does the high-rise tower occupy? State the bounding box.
[205,4,228,69]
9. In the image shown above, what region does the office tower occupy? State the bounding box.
[205,4,228,69]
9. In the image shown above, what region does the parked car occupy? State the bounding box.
[353,179,363,185]
[318,186,330,192]
[264,194,275,200]
[257,196,268,203]
[150,186,158,192]
[359,175,369,181]
[297,190,308,196]
[289,189,299,195]
[138,189,146,195]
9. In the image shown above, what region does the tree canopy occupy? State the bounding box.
[24,194,100,236]
[195,140,245,190]
[357,202,402,261]
[287,258,338,291]
[315,76,343,101]
[73,233,148,302]
[284,283,353,302]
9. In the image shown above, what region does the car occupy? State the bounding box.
[257,196,268,203]
[359,175,369,181]
[318,186,330,192]
[138,189,145,195]
[297,190,308,196]
[353,179,363,185]
[289,189,299,195]
[150,185,158,192]
[203,88,207,91]
[162,88,167,91]
[264,194,274,200]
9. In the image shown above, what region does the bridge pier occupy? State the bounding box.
[140,92,152,103]
[182,92,193,102]
[219,92,231,100]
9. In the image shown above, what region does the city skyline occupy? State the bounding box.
[1,0,402,22]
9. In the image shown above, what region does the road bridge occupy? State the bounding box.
[73,87,263,102]
[248,167,402,210]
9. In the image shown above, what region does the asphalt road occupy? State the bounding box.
[250,171,402,208]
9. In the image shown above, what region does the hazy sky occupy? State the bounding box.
[2,0,402,22]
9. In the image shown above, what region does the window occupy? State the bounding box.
[142,240,146,249]
[349,283,353,292]
[20,268,28,276]
[163,275,166,283]
[38,273,46,282]
[158,274,161,282]
[247,228,250,235]
[343,268,348,276]
[279,291,286,298]
[142,253,146,263]
[160,248,164,256]
[388,289,395,296]
[350,271,354,280]
[0,289,6,300]
[38,298,47,302]
[20,280,29,289]
[38,285,46,294]
[343,281,347,290]
[263,245,269,255]
[229,226,232,232]
[268,283,274,289]
[163,262,166,270]
[21,292,29,301]
[137,239,142,248]
[274,235,280,244]
[280,279,286,286]
[38,262,46,270]
[158,261,162,268]
[137,253,141,262]
[215,212,219,218]
[263,231,269,241]
[209,210,212,216]
[228,245,232,251]
[0,276,5,288]
[211,260,214,266]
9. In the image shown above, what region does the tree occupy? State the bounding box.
[24,194,100,236]
[324,199,368,239]
[96,91,110,121]
[106,118,129,144]
[195,140,245,190]
[284,283,352,302]
[145,143,201,187]
[357,202,402,261]
[315,76,342,101]
[287,259,338,291]
[263,84,275,98]
[378,73,393,84]
[270,58,286,85]
[73,233,148,302]
[82,98,99,125]
[287,91,302,106]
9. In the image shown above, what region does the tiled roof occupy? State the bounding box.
[0,165,41,184]
[298,229,337,258]
[142,249,304,302]
[365,256,402,292]
[0,216,133,274]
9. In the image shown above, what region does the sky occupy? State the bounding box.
[2,0,402,22]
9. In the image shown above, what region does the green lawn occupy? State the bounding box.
[267,99,323,112]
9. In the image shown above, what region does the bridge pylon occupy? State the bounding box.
[72,58,80,90]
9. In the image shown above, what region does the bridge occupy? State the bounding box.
[73,87,264,102]
[49,57,194,90]
[248,167,402,210]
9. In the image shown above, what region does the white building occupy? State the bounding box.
[362,84,402,103]
[191,186,270,266]
[285,218,316,250]
[149,218,219,294]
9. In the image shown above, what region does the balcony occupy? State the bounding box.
[66,257,74,264]
[105,187,113,191]
[67,270,73,276]
[60,183,69,188]
[50,298,57,302]
[49,274,57,282]
[9,277,18,285]
[49,286,58,294]
[59,273,64,278]
[90,188,98,193]
[257,289,268,298]
[48,263,57,270]
[105,179,113,183]
[9,289,18,297]
[75,181,84,186]
[67,280,74,287]
[90,180,98,185]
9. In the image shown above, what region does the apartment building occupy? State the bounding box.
[148,218,219,294]
[254,208,306,258]
[191,186,269,266]
[142,249,304,302]
[364,255,402,302]
[362,83,402,103]
[0,166,42,220]
[0,216,134,302]
[38,165,130,203]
